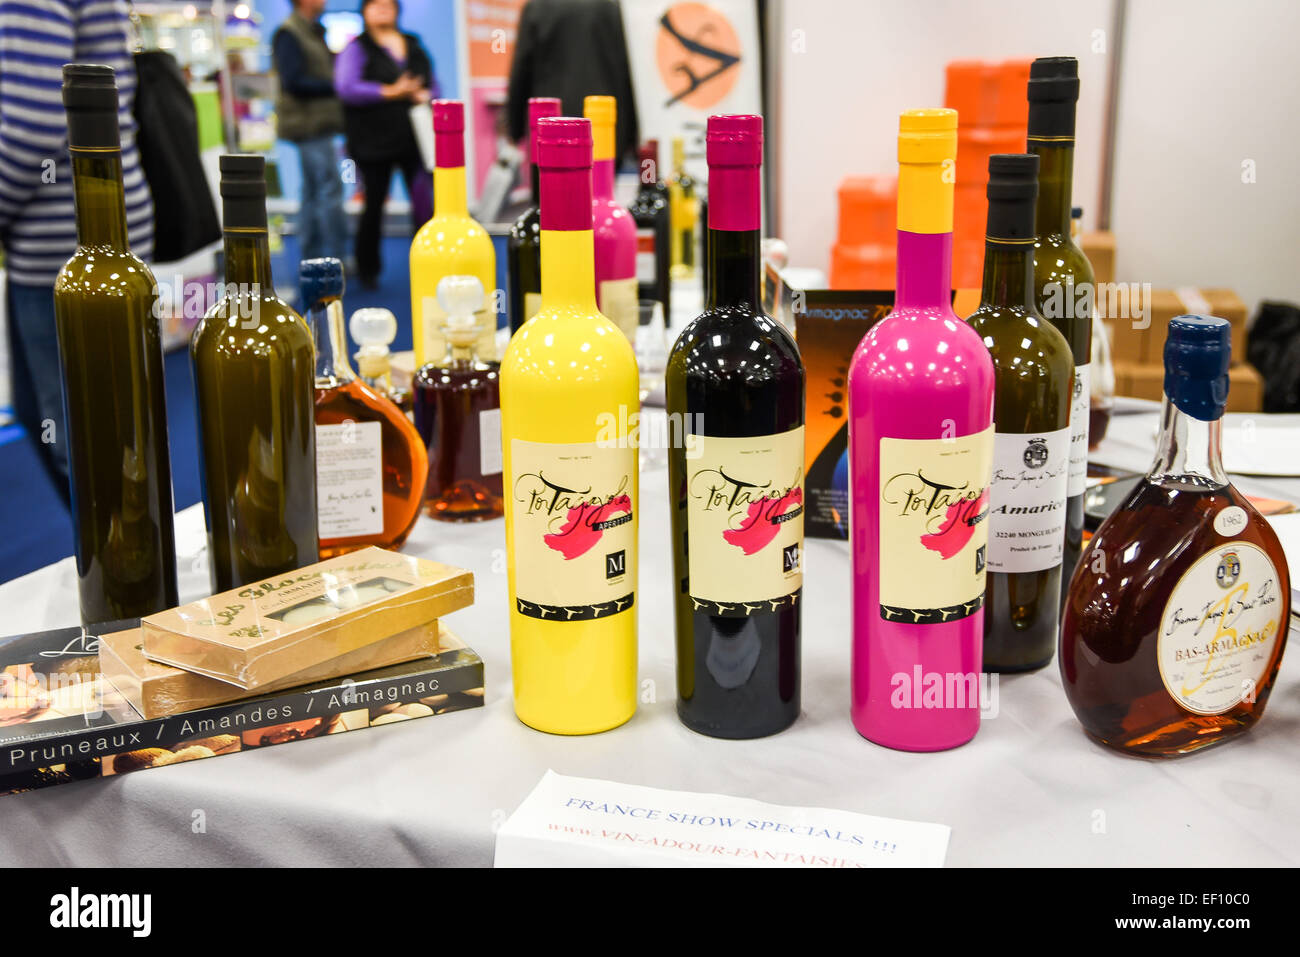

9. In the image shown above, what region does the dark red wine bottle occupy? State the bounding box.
[629,140,671,319]
[666,115,805,738]
[507,97,560,334]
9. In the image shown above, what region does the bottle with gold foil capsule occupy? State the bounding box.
[500,117,639,735]
[192,154,318,591]
[1027,57,1093,607]
[55,64,178,625]
[508,97,561,334]
[584,95,638,340]
[350,307,412,413]
[848,109,996,752]
[410,100,497,365]
[668,135,699,279]
[306,259,428,558]
[1062,316,1290,756]
[667,115,805,738]
[414,276,503,521]
[966,155,1073,673]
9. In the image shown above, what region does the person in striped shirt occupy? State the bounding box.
[0,0,153,492]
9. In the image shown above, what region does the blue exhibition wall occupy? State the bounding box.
[253,0,461,202]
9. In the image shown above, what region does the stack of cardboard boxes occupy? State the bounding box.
[1090,242,1263,412]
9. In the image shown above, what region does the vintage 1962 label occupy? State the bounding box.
[1157,541,1283,715]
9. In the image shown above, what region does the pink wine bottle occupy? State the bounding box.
[584,95,637,340]
[848,109,996,751]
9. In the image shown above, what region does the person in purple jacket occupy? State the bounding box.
[335,0,436,289]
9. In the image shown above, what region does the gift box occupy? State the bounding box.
[142,547,473,690]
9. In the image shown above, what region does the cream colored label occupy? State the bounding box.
[510,439,636,621]
[599,277,639,340]
[1158,542,1283,715]
[523,291,543,324]
[685,428,804,614]
[1067,363,1091,497]
[423,296,496,360]
[316,421,384,539]
[988,427,1070,573]
[878,427,993,624]
[421,295,445,360]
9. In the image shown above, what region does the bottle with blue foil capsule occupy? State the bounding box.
[1061,316,1290,756]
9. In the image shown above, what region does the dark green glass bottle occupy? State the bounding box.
[968,154,1073,673]
[191,155,318,592]
[54,64,178,625]
[1027,56,1094,608]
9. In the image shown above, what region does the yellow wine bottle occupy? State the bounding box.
[410,100,496,366]
[500,117,639,735]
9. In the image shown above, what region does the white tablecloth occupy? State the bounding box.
[2,411,1298,867]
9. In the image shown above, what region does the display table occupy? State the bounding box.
[2,410,1298,867]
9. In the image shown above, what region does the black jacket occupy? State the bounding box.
[507,0,639,163]
[341,31,434,164]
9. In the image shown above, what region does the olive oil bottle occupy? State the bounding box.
[55,64,178,625]
[191,155,318,591]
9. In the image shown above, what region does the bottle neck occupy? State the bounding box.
[592,158,615,201]
[1149,397,1228,488]
[71,149,129,248]
[706,229,761,310]
[541,228,598,311]
[224,228,274,289]
[313,298,354,383]
[434,165,468,217]
[529,162,540,207]
[979,239,1037,310]
[895,231,952,310]
[442,334,477,364]
[1030,141,1075,237]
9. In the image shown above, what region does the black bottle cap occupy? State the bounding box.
[300,258,345,311]
[984,153,1039,241]
[1027,56,1079,140]
[63,64,121,150]
[1164,315,1231,421]
[220,154,268,231]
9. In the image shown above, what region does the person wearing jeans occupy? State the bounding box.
[0,0,154,499]
[273,0,347,264]
[335,0,436,288]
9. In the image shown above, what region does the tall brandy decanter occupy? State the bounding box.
[306,259,428,557]
[414,276,503,522]
[1061,315,1290,756]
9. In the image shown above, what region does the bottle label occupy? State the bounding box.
[878,427,993,624]
[684,427,804,615]
[636,227,657,284]
[523,292,543,324]
[1067,363,1091,497]
[598,277,639,339]
[509,438,636,621]
[315,420,384,539]
[1158,541,1283,716]
[987,427,1070,573]
[479,408,502,477]
[420,295,445,360]
[423,296,497,360]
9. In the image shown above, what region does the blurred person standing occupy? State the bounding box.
[272,0,347,264]
[335,0,436,289]
[0,0,152,497]
[507,0,638,163]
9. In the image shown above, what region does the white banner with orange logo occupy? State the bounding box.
[622,0,763,181]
